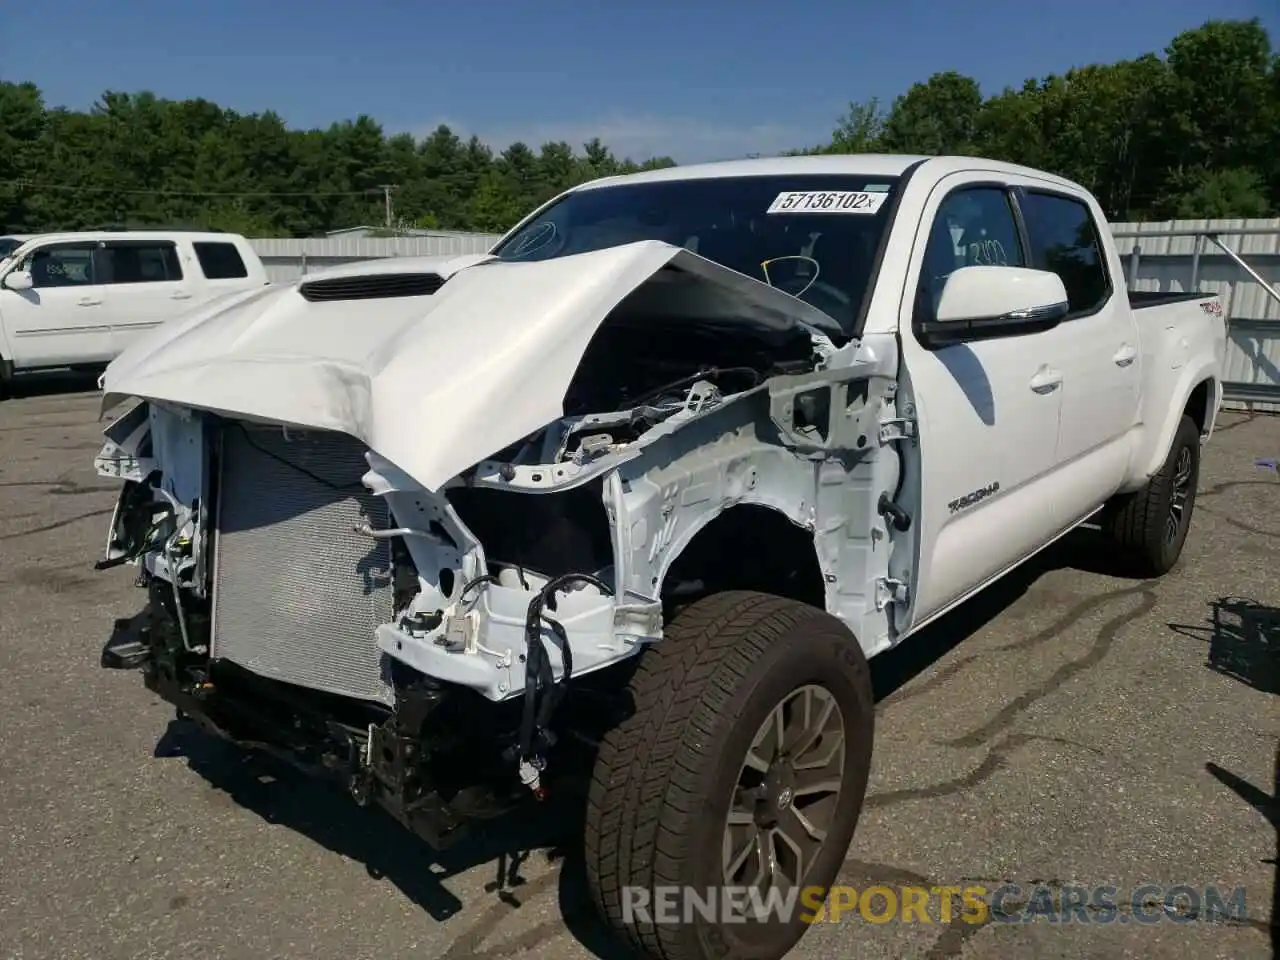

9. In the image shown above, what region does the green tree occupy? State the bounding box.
[880,71,984,155]
[1165,19,1273,174]
[828,99,886,154]
[1172,168,1272,219]
[0,82,47,230]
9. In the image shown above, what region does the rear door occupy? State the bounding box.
[96,238,192,355]
[896,174,1070,623]
[0,241,110,367]
[1014,188,1139,524]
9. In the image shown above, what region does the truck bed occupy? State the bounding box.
[1127,290,1210,310]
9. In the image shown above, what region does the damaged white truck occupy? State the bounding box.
[93,155,1225,960]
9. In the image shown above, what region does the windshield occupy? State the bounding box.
[492,174,901,335]
[0,237,24,259]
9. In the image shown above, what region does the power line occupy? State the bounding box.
[2,180,385,198]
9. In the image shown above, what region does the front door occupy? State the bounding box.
[896,176,1071,625]
[0,241,110,368]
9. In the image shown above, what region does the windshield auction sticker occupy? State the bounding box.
[767,190,889,214]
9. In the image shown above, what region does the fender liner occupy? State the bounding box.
[654,500,825,605]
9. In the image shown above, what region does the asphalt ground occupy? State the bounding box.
[0,373,1275,960]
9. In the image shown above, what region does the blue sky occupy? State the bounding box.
[2,0,1276,163]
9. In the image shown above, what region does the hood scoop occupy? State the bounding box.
[298,272,446,302]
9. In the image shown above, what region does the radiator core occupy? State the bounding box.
[210,424,396,704]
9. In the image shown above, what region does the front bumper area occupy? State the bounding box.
[102,587,541,850]
[95,406,662,839]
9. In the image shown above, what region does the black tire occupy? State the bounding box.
[584,590,874,960]
[1100,414,1201,577]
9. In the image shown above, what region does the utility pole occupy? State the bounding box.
[379,184,396,229]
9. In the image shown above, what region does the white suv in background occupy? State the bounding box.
[0,230,268,395]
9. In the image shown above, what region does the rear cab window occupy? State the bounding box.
[1017,191,1112,317]
[193,242,249,280]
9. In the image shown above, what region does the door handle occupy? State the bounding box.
[1113,344,1137,367]
[170,291,192,300]
[77,297,102,306]
[1029,366,1062,394]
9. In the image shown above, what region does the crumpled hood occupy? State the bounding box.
[100,240,838,492]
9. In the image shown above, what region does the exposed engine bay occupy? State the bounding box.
[91,241,911,851]
[497,313,817,467]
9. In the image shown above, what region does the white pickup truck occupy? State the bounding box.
[92,155,1224,960]
[0,230,267,397]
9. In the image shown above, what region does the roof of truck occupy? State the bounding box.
[8,230,246,245]
[573,153,1082,193]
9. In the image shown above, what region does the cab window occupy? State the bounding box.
[917,186,1026,320]
[1018,191,1111,317]
[193,241,249,280]
[96,241,184,284]
[27,245,97,288]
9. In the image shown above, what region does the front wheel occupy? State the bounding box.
[584,590,874,960]
[1100,413,1201,577]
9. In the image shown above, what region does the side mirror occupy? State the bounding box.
[920,265,1069,347]
[2,271,33,292]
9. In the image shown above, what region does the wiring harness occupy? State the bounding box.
[501,571,615,797]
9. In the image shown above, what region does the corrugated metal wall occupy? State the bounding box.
[249,218,1280,411]
[249,233,503,283]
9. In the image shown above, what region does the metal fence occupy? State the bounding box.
[248,217,1280,411]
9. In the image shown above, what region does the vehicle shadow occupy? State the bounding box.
[5,368,103,399]
[149,522,1127,960]
[870,523,1138,701]
[153,719,638,958]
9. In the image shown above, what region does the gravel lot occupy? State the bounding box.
[0,376,1275,960]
